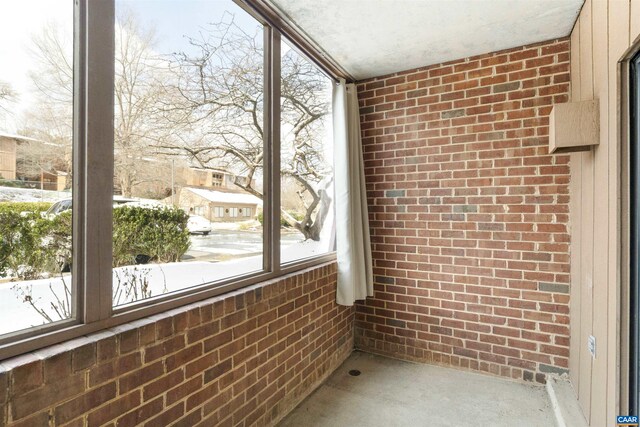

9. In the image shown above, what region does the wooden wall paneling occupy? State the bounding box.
[590,0,610,424]
[578,0,595,420]
[579,148,596,422]
[631,0,640,44]
[569,17,583,394]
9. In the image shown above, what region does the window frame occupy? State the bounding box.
[625,39,640,417]
[0,0,346,360]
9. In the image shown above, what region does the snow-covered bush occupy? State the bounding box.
[0,207,68,280]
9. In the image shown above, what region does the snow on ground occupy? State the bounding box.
[0,238,330,335]
[0,186,69,203]
[0,256,259,335]
[281,238,332,263]
[0,187,166,206]
[0,186,334,335]
[209,220,261,231]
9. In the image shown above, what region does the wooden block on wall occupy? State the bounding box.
[549,99,600,153]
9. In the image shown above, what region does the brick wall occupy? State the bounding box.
[0,37,575,427]
[355,38,571,383]
[0,262,353,426]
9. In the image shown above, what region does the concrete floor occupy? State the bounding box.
[279,352,555,427]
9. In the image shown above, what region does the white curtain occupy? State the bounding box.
[333,80,373,306]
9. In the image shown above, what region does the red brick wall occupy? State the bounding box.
[1,262,353,426]
[355,38,571,383]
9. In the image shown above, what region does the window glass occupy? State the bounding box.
[280,39,335,264]
[0,0,74,334]
[112,0,264,307]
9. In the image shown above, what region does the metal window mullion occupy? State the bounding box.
[72,0,86,325]
[75,0,115,324]
[263,26,281,273]
[630,54,640,416]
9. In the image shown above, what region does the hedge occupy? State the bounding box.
[0,203,190,280]
[113,205,190,266]
[0,206,65,280]
[0,202,52,214]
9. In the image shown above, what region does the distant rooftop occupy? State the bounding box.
[0,132,43,143]
[185,187,263,206]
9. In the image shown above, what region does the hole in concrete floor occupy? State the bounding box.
[348,369,361,377]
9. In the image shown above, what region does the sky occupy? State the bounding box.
[118,0,263,53]
[0,0,264,133]
[0,0,329,169]
[0,0,72,132]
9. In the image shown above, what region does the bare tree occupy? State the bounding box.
[113,11,173,197]
[23,13,173,197]
[157,16,333,240]
[0,81,17,119]
[280,44,333,240]
[23,22,73,149]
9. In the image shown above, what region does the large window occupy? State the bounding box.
[0,0,75,336]
[0,0,338,358]
[111,0,264,307]
[280,38,335,264]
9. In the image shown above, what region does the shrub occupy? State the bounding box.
[0,203,190,279]
[290,211,305,222]
[0,207,66,280]
[257,210,304,227]
[113,205,190,266]
[0,201,52,215]
[0,179,30,189]
[0,210,27,278]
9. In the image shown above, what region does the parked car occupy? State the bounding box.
[44,198,73,216]
[187,215,212,235]
[43,196,137,218]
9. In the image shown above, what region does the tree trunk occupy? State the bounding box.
[288,180,332,241]
[306,188,331,240]
[120,175,133,198]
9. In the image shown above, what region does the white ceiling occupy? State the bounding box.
[271,0,584,80]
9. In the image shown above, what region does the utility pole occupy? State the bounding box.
[171,159,175,206]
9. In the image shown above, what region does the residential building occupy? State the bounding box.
[0,134,16,180]
[174,186,261,221]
